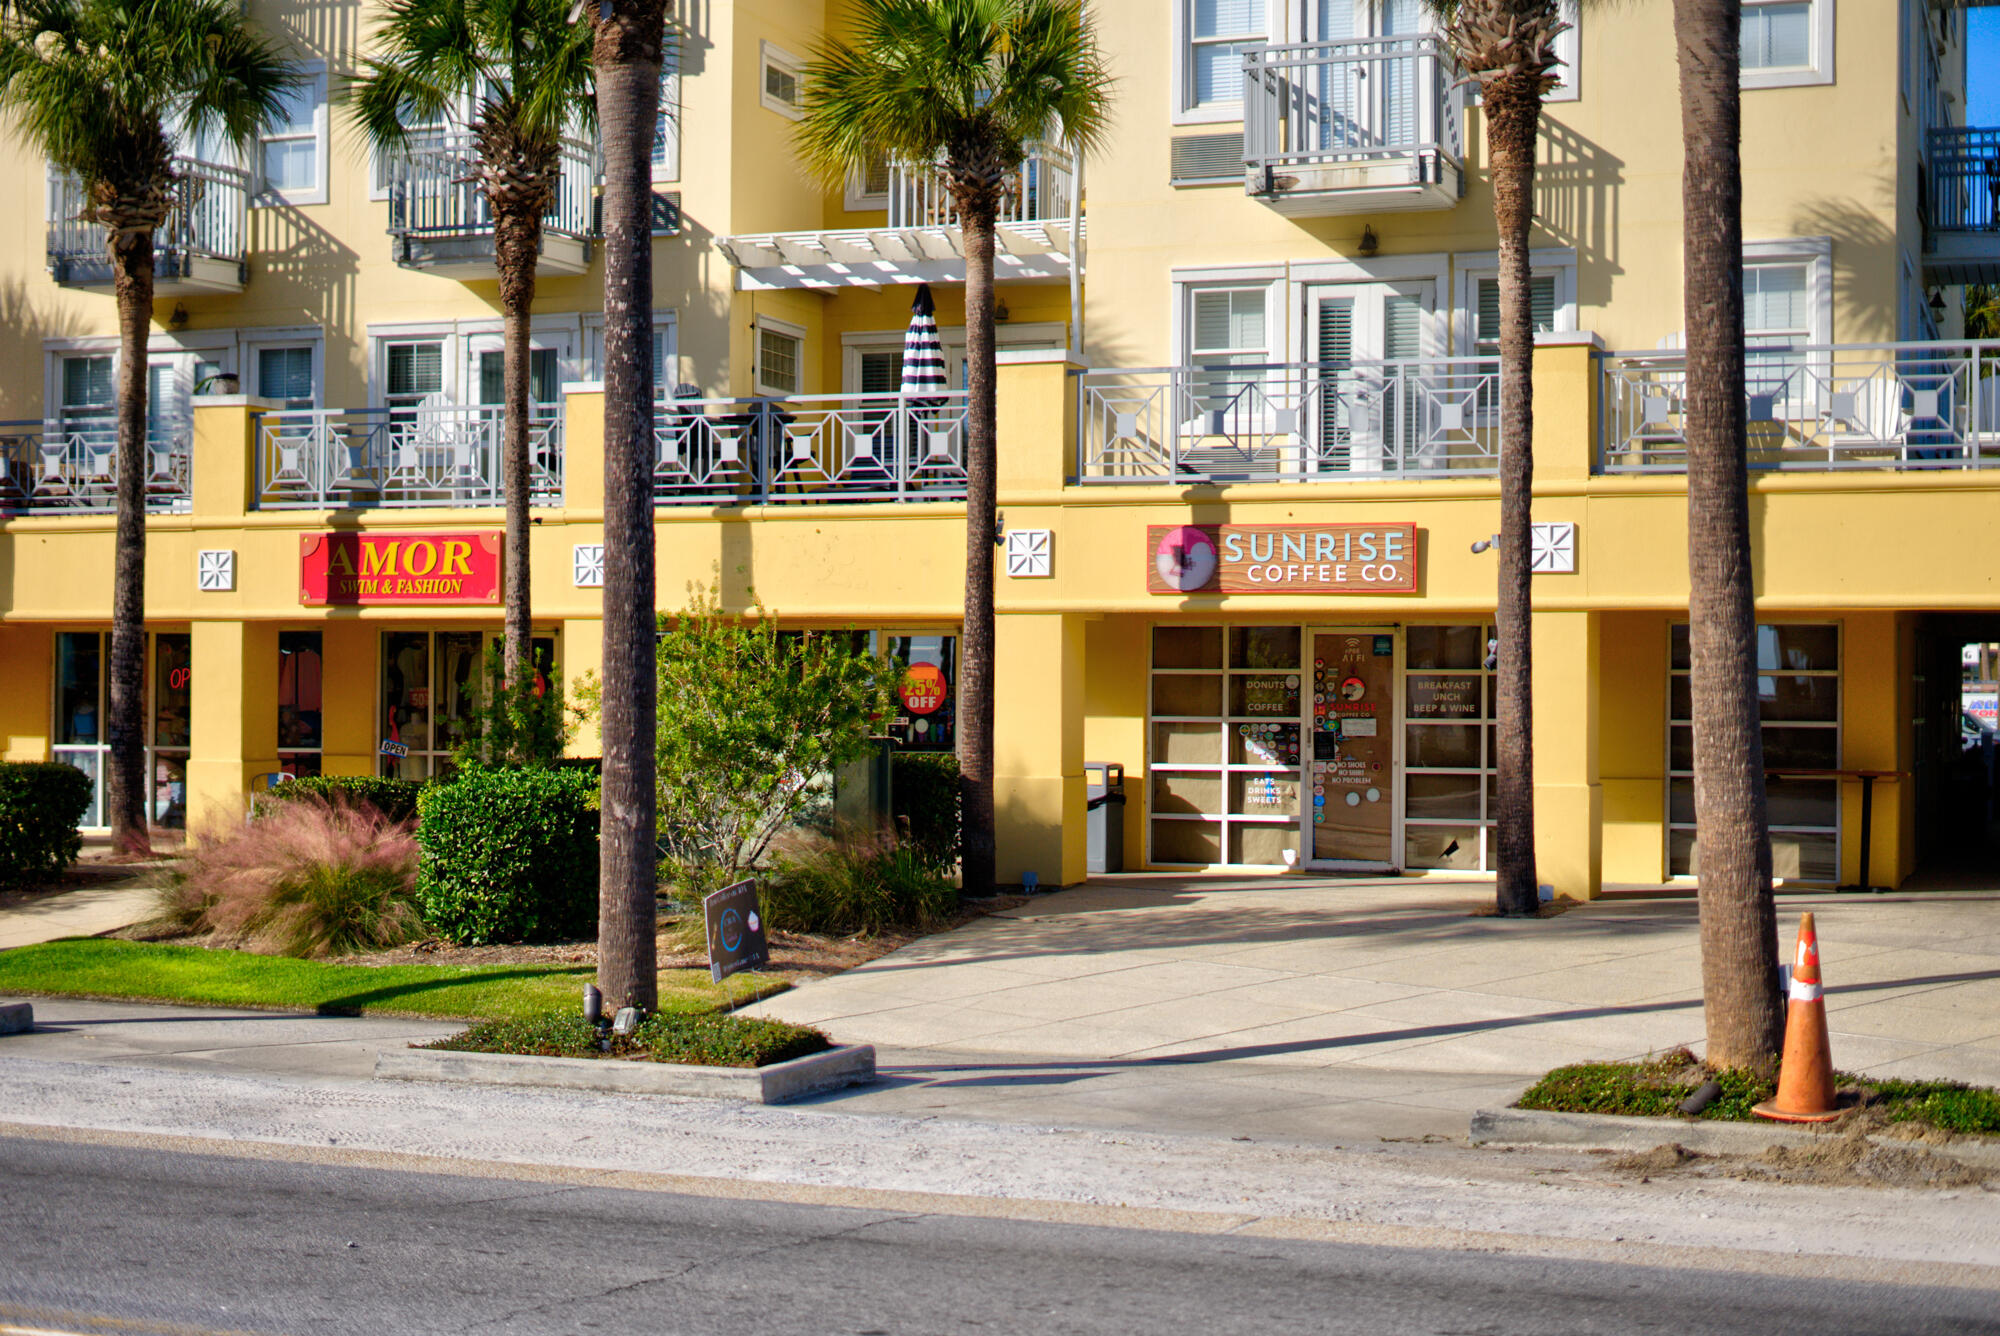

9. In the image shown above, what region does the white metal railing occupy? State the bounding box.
[887,144,1077,229]
[654,391,970,504]
[0,417,192,513]
[1927,126,2000,234]
[47,156,250,284]
[1242,37,1464,190]
[1598,341,2000,472]
[386,132,599,245]
[253,404,563,508]
[1076,359,1502,483]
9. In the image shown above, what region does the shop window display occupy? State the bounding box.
[50,630,192,830]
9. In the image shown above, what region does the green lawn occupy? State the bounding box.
[0,938,785,1022]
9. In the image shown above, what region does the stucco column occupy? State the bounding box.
[316,621,379,779]
[187,619,280,834]
[1531,609,1602,900]
[993,610,1087,888]
[563,616,605,757]
[189,398,265,520]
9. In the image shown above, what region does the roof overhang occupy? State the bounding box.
[716,219,1085,291]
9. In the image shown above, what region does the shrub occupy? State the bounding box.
[425,1009,830,1067]
[1516,1051,1775,1121]
[165,796,422,958]
[759,826,957,936]
[0,761,93,887]
[447,641,582,770]
[891,751,960,873]
[416,766,598,944]
[260,775,427,825]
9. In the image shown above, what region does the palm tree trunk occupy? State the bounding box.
[494,205,541,688]
[1486,74,1540,916]
[592,6,665,1014]
[958,207,999,899]
[106,227,154,857]
[1674,0,1783,1072]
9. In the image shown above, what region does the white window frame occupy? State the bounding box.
[1171,269,1286,366]
[759,41,804,121]
[1172,0,1276,126]
[844,152,893,211]
[753,314,807,396]
[1741,237,1832,346]
[240,330,325,409]
[655,38,682,182]
[368,326,458,408]
[1545,0,1581,103]
[1451,249,1578,357]
[1740,0,1834,90]
[839,322,1068,393]
[582,310,678,392]
[256,60,329,207]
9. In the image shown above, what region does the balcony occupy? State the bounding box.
[1077,358,1501,483]
[1241,37,1465,217]
[47,158,249,295]
[1598,341,2000,473]
[1923,127,2000,284]
[254,404,564,509]
[385,134,600,279]
[0,417,193,514]
[250,391,970,510]
[716,146,1082,290]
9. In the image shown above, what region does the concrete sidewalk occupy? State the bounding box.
[747,875,2000,1099]
[0,880,161,950]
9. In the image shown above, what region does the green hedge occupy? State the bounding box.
[416,766,599,944]
[891,752,960,873]
[0,762,92,887]
[262,775,427,824]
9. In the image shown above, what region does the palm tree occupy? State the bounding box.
[0,0,293,854]
[586,0,670,1015]
[1673,0,1783,1072]
[795,0,1111,898]
[350,0,595,690]
[1427,0,1569,917]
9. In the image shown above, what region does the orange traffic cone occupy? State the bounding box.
[1753,911,1842,1123]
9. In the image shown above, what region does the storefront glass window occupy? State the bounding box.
[52,630,190,831]
[56,632,100,746]
[380,631,558,778]
[1403,624,1497,871]
[882,633,956,751]
[1669,622,1840,881]
[150,632,191,828]
[382,631,432,777]
[1150,625,1302,867]
[279,631,324,777]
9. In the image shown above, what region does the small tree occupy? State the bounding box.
[597,584,894,897]
[448,642,580,771]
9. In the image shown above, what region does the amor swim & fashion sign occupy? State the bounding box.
[1146,524,1419,595]
[300,532,503,606]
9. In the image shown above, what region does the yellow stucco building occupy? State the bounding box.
[1,0,1994,896]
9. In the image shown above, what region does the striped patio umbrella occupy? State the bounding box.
[900,283,949,400]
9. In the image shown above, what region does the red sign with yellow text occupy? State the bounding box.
[300,532,502,606]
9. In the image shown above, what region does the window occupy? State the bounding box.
[1472,274,1558,358]
[760,42,803,119]
[278,631,323,779]
[1180,0,1267,119]
[256,346,316,409]
[1669,624,1841,882]
[1741,0,1833,88]
[477,347,562,407]
[1545,0,1582,103]
[1188,287,1269,366]
[380,630,556,779]
[52,631,190,830]
[1404,625,1498,872]
[384,340,445,409]
[845,152,892,211]
[880,633,957,751]
[59,354,113,425]
[258,64,327,205]
[654,39,681,180]
[858,348,904,395]
[756,320,804,395]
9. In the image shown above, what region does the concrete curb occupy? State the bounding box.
[375,1043,876,1105]
[0,1001,30,1035]
[1470,1107,2000,1171]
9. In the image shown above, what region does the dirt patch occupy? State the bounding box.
[1610,1142,1704,1177]
[1603,1123,1991,1191]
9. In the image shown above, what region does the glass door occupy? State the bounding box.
[1304,0,1426,154]
[1309,281,1433,474]
[1305,627,1400,869]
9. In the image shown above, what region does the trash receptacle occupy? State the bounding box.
[1085,762,1125,874]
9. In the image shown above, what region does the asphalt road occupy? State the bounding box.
[2,1136,1995,1336]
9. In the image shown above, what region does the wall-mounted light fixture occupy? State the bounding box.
[1357,225,1379,257]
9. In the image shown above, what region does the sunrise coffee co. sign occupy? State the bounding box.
[300,532,503,606]
[1146,524,1418,595]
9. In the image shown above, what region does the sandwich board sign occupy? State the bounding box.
[704,878,769,983]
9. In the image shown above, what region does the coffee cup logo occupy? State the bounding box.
[1154,525,1217,592]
